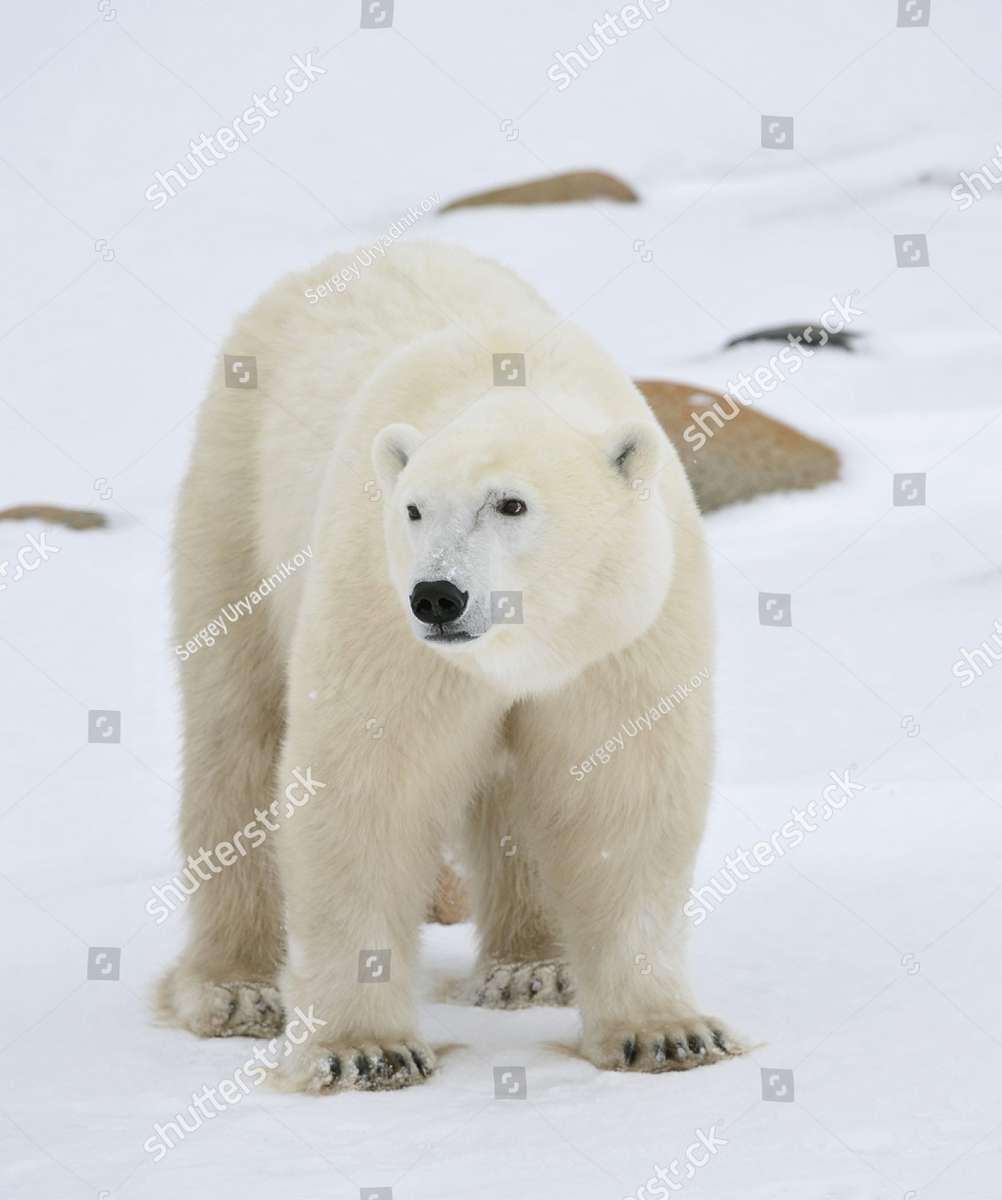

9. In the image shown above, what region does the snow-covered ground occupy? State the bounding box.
[2,2,1001,1197]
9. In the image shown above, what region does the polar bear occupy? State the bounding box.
[159,241,741,1091]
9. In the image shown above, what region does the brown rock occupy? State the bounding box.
[439,170,638,214]
[0,504,107,530]
[635,379,840,513]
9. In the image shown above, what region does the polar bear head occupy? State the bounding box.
[372,397,678,695]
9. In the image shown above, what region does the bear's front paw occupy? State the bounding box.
[274,1038,436,1094]
[471,959,575,1009]
[582,1016,742,1073]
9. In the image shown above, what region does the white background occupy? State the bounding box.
[1,1,1001,1197]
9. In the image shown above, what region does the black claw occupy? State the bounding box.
[623,1036,639,1066]
[500,983,512,1004]
[354,1054,371,1078]
[328,1055,342,1081]
[556,974,566,994]
[411,1048,430,1076]
[688,1035,706,1056]
[386,1050,407,1075]
[711,1029,729,1053]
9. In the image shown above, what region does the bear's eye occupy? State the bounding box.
[496,498,527,517]
[407,504,421,521]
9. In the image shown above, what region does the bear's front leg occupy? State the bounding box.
[276,810,436,1096]
[272,649,503,1095]
[512,670,744,1074]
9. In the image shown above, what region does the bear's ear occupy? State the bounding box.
[372,423,423,493]
[603,420,663,486]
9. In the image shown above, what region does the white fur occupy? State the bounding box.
[160,242,740,1090]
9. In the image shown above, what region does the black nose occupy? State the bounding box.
[410,580,468,625]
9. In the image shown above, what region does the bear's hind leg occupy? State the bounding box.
[463,745,574,1009]
[158,474,287,1039]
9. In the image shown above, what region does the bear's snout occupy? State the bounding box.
[410,579,469,625]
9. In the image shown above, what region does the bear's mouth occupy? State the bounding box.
[424,626,477,645]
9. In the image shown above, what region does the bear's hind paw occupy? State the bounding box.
[471,959,575,1009]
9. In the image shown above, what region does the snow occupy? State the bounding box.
[2,1,1001,1197]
